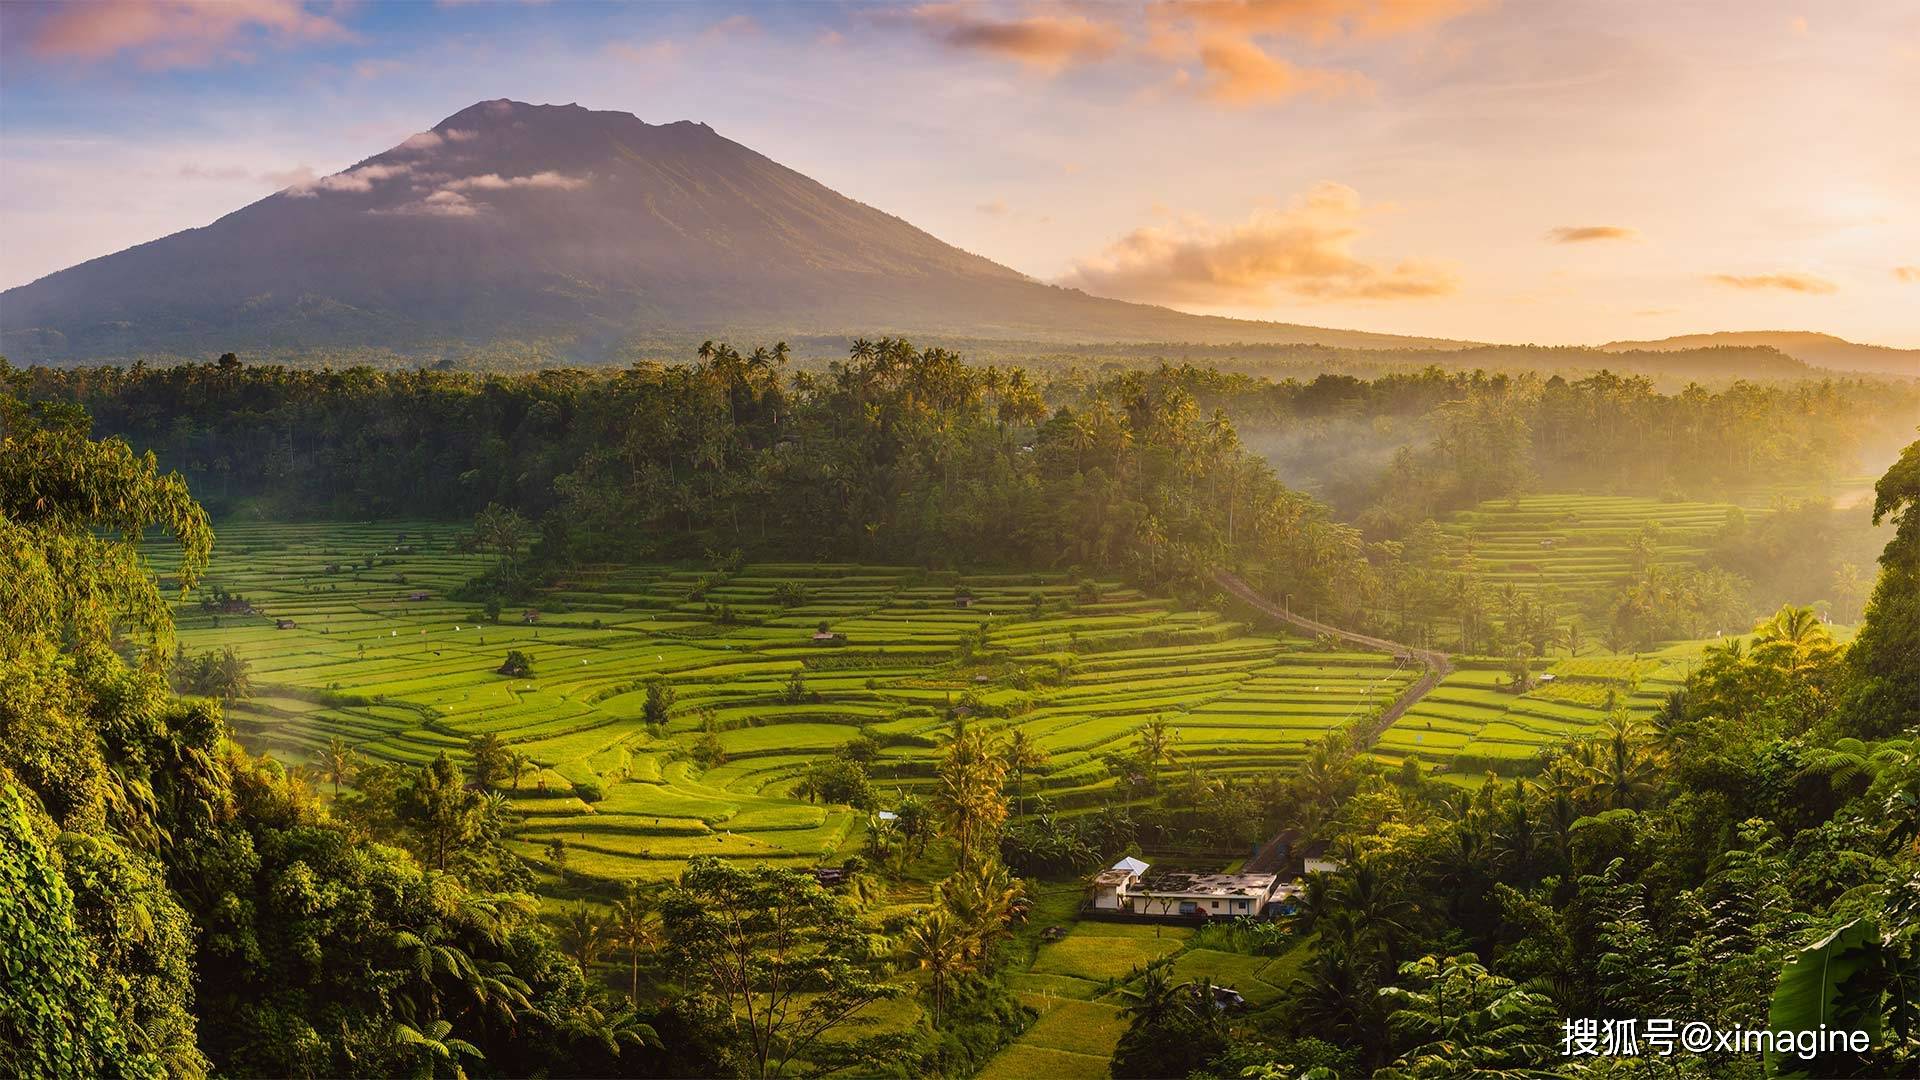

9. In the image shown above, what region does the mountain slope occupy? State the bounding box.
[1601,331,1917,377]
[0,99,1472,363]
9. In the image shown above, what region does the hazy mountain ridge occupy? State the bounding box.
[0,99,1473,364]
[1602,331,1917,377]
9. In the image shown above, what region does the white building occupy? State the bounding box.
[1087,857,1282,918]
[1089,856,1150,910]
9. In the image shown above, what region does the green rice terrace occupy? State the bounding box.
[1442,492,1758,606]
[156,518,1701,887]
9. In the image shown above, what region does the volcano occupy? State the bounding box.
[0,99,1469,363]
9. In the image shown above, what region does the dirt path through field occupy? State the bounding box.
[1212,570,1451,749]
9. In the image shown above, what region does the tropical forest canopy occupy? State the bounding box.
[3,342,1919,1079]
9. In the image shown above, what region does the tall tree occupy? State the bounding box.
[933,725,1009,874]
[466,732,511,793]
[610,884,655,1006]
[397,753,481,872]
[661,857,905,1078]
[321,736,357,796]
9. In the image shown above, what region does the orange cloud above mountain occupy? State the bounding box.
[1156,0,1490,42]
[1195,35,1373,103]
[1060,182,1458,306]
[893,0,1479,105]
[904,4,1124,70]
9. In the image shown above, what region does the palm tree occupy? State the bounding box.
[1830,562,1867,624]
[1561,617,1584,657]
[610,884,655,1005]
[506,750,534,791]
[1758,604,1825,649]
[933,726,1008,873]
[901,908,968,1027]
[1647,686,1688,746]
[1067,414,1095,473]
[471,503,530,573]
[559,903,610,971]
[1575,715,1658,811]
[1001,729,1050,816]
[1115,956,1186,1028]
[1292,946,1379,1053]
[1490,780,1542,885]
[1331,862,1418,966]
[940,860,1024,964]
[1137,714,1179,788]
[321,736,357,795]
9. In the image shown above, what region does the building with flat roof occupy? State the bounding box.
[1087,857,1286,919]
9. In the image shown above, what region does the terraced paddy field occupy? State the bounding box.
[160,520,1440,884]
[1375,649,1695,775]
[1440,492,1761,617]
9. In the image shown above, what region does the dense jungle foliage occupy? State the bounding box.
[3,349,1918,1078]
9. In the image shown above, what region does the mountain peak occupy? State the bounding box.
[434,98,618,130]
[0,99,1464,364]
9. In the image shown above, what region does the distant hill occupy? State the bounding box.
[1601,331,1918,377]
[949,340,1816,381]
[0,98,1473,365]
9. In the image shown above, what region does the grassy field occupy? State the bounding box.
[161,520,1429,885]
[158,517,1728,883]
[1373,651,1692,774]
[1442,492,1753,611]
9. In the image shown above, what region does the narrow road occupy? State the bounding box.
[1212,570,1452,750]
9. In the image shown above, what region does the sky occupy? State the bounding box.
[2,0,1916,348]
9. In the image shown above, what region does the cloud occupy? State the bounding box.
[1194,34,1372,103]
[905,4,1125,71]
[367,190,480,218]
[1707,272,1838,294]
[23,0,352,70]
[1547,225,1639,243]
[1157,0,1490,42]
[443,171,589,192]
[1060,182,1458,305]
[409,191,479,217]
[264,165,318,189]
[390,128,480,154]
[978,199,1011,216]
[1895,266,1920,283]
[285,162,413,196]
